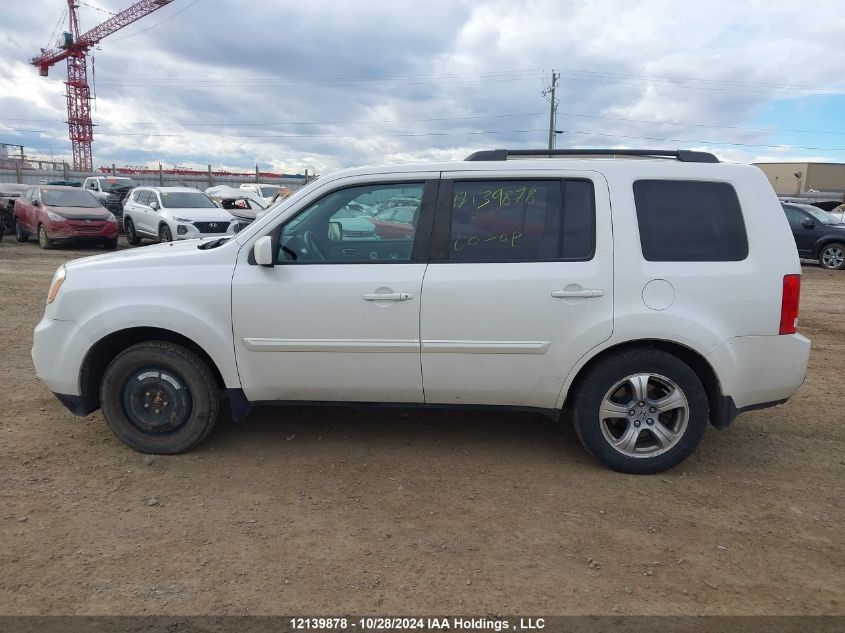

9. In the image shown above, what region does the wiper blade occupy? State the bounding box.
[197,237,231,250]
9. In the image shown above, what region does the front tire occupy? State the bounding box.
[99,342,219,454]
[38,224,53,250]
[159,223,173,243]
[103,237,118,250]
[819,242,845,270]
[572,348,708,474]
[15,221,28,242]
[124,217,141,246]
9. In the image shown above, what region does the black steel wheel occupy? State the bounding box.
[100,342,219,454]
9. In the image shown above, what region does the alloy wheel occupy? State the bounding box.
[599,373,689,458]
[821,245,844,270]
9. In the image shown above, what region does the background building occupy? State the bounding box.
[754,162,845,198]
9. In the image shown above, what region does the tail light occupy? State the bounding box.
[779,274,801,335]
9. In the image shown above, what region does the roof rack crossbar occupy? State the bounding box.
[464,148,720,163]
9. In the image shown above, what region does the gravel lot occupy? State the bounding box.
[0,237,842,616]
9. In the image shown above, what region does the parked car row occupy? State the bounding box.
[3,180,297,250]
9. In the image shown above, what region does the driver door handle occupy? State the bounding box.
[362,292,414,302]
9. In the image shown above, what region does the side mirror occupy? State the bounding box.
[33,200,40,207]
[253,235,274,267]
[801,218,815,229]
[328,220,342,241]
[149,200,160,211]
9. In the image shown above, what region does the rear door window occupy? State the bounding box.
[633,180,748,261]
[446,179,595,262]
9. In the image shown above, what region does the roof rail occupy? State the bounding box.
[464,148,720,163]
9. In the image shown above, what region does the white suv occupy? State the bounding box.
[32,149,811,474]
[122,186,236,244]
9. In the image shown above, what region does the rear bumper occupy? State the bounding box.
[712,396,789,430]
[706,333,811,412]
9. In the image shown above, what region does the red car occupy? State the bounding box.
[14,185,118,250]
[367,206,417,239]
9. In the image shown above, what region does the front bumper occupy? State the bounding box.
[32,317,92,397]
[45,218,118,240]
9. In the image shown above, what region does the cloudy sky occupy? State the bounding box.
[1,0,844,175]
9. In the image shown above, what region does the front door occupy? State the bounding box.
[783,205,816,256]
[231,178,438,403]
[16,189,36,233]
[420,172,613,409]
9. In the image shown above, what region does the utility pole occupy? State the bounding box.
[544,69,560,151]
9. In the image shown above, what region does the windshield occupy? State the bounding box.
[159,191,217,208]
[101,178,138,192]
[259,186,279,198]
[804,206,840,225]
[42,189,102,208]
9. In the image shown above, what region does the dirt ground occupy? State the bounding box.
[0,236,842,616]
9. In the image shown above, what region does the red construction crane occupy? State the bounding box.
[30,0,174,171]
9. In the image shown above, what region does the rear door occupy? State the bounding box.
[420,171,613,408]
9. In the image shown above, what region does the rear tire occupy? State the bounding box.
[99,342,219,454]
[159,223,173,243]
[38,224,53,250]
[818,242,845,270]
[15,221,28,242]
[124,217,141,245]
[572,348,708,474]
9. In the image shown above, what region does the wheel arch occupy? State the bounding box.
[814,236,845,257]
[560,338,726,429]
[77,326,227,414]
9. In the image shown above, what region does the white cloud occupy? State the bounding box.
[1,0,843,173]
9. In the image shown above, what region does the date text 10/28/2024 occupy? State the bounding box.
[289,617,546,631]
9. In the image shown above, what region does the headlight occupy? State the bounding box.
[107,212,117,222]
[172,216,192,223]
[47,211,64,221]
[47,266,66,304]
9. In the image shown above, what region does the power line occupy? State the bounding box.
[95,128,550,139]
[8,106,845,138]
[80,1,116,16]
[44,6,67,51]
[556,112,845,136]
[0,112,545,126]
[8,109,845,137]
[6,70,843,96]
[109,0,204,41]
[558,129,845,151]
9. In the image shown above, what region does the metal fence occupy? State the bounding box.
[0,163,309,192]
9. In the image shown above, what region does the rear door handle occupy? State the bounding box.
[362,292,414,301]
[551,289,605,299]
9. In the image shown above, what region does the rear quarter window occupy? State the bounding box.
[633,180,748,262]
